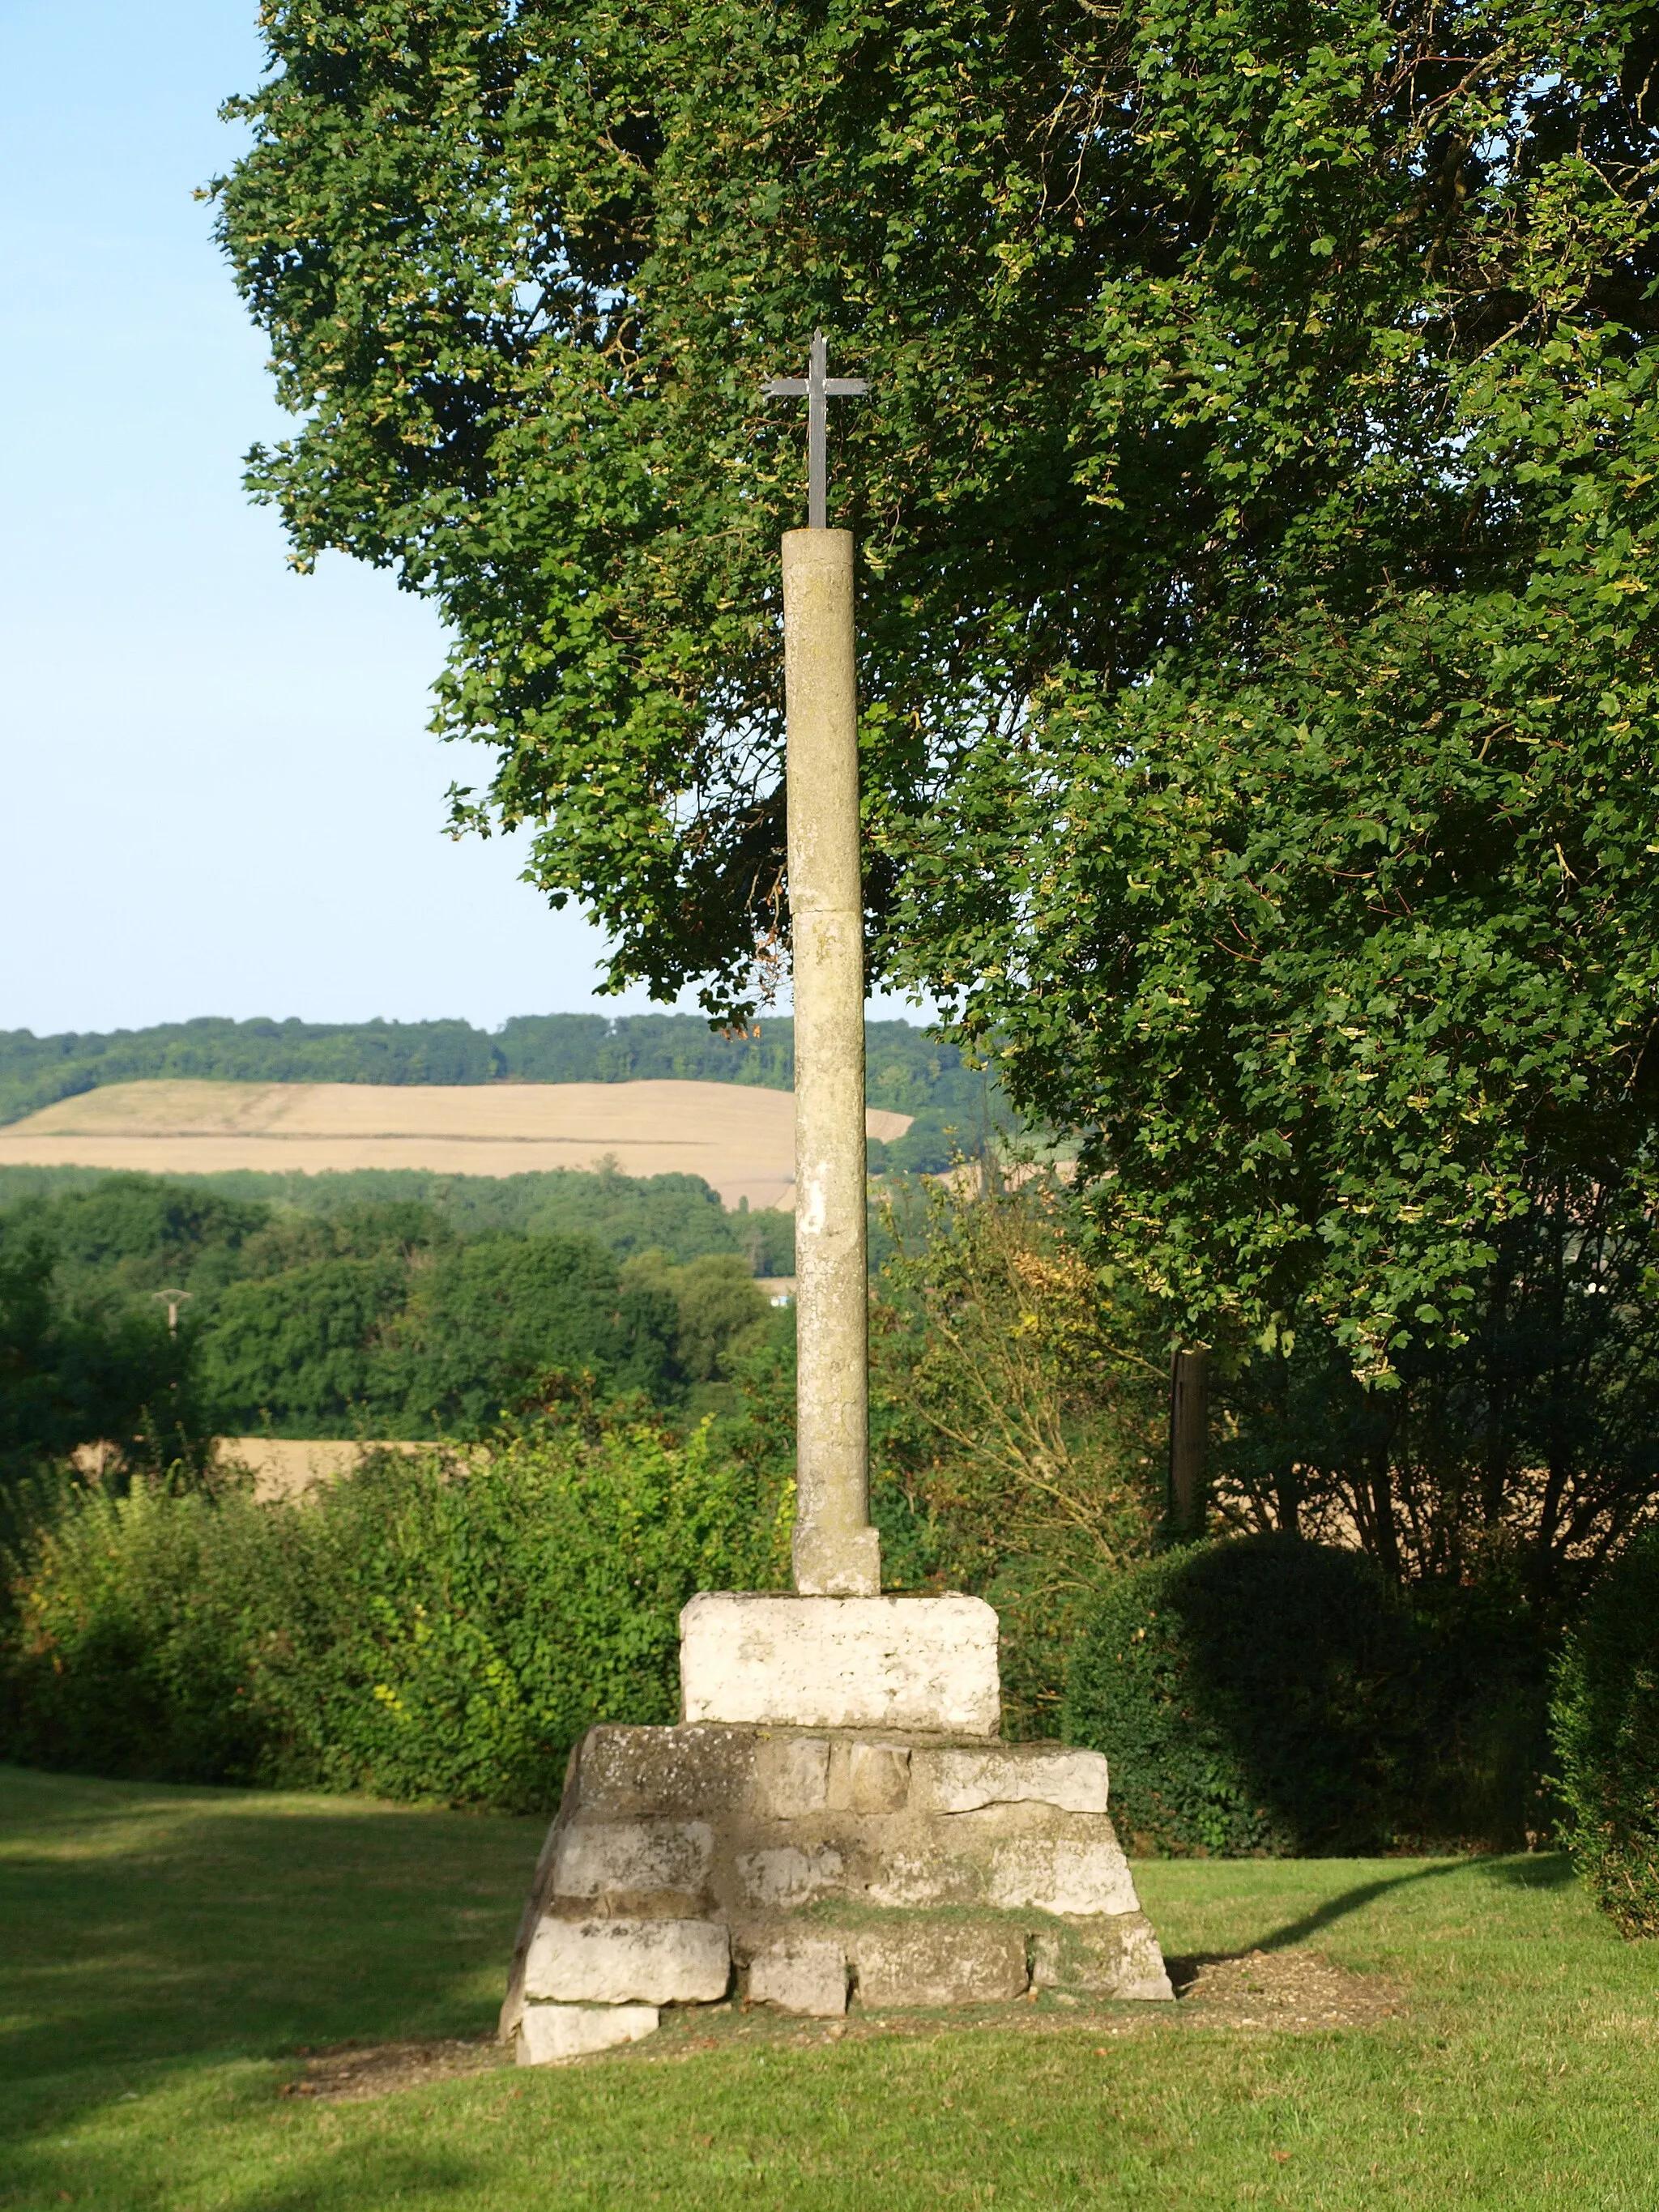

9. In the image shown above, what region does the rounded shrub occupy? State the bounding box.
[1550,1528,1659,1936]
[1064,1535,1420,1854]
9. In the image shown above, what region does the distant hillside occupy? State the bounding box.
[0,1079,916,1210]
[0,1013,998,1136]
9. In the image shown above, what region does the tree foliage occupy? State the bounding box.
[216,0,1659,1372]
[1209,1178,1659,1622]
[0,1176,783,1449]
[869,1174,1162,1726]
[0,1242,199,1501]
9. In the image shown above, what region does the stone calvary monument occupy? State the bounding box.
[501,339,1172,2063]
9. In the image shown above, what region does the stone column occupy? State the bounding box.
[783,527,881,1596]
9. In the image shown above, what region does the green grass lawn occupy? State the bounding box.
[2,1763,1655,2210]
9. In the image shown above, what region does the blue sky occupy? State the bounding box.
[0,2,920,1040]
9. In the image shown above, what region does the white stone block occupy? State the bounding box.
[987,1838,1141,1917]
[517,2004,659,2065]
[552,1819,713,1901]
[923,1746,1110,1816]
[680,1593,1000,1735]
[748,1936,848,2017]
[753,1735,830,1818]
[736,1842,846,1907]
[852,1923,1029,2008]
[843,1742,911,1813]
[1030,1912,1175,2000]
[862,1850,971,1909]
[523,1917,730,2005]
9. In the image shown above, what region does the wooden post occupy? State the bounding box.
[1168,1346,1209,1539]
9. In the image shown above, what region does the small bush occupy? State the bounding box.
[2,1414,791,1813]
[1064,1536,1420,1854]
[1550,1528,1659,1936]
[0,1480,274,1784]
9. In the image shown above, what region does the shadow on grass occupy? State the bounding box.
[11,2129,488,2212]
[1248,1859,1471,1951]
[1163,1860,1472,1995]
[1482,1851,1575,1890]
[0,1767,539,2125]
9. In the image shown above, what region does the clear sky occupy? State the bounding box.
[0,2,923,1042]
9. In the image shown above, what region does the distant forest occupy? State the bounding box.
[0,1170,795,1460]
[0,1013,1000,1157]
[0,1162,795,1275]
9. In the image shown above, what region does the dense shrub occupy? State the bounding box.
[869,1175,1162,1734]
[1064,1536,1420,1854]
[1,1415,791,1813]
[1550,1530,1659,1936]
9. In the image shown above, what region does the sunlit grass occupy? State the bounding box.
[2,1763,1652,2210]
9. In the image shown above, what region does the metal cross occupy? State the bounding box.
[764,331,868,530]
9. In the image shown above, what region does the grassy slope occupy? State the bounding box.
[2,1764,1653,2211]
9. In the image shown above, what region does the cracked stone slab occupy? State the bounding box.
[736,1842,847,1908]
[837,1741,911,1813]
[552,1820,713,1903]
[748,1934,849,2016]
[1030,1912,1175,2000]
[919,1745,1111,1817]
[851,1922,1030,2008]
[986,1837,1141,1917]
[753,1736,831,1818]
[574,1726,758,1819]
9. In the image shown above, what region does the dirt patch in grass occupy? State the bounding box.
[1167,1947,1407,2029]
[278,1952,1403,2102]
[280,2036,510,2103]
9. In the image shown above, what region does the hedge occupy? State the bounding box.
[1,1417,791,1813]
[1550,1528,1659,1936]
[1064,1535,1421,1854]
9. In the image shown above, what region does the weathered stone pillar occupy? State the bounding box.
[783,526,881,1597]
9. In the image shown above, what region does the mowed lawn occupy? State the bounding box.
[2,1764,1655,2210]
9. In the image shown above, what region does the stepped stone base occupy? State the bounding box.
[502,1722,1173,2061]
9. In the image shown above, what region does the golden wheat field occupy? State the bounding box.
[0,1079,912,1212]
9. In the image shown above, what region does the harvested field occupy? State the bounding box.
[0,1079,912,1212]
[212,1438,420,1502]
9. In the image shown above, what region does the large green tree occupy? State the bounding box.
[217,0,1659,1370]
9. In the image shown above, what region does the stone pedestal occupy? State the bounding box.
[680,1592,1001,1734]
[502,1596,1172,2061]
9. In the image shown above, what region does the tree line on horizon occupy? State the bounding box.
[0,1013,993,1176]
